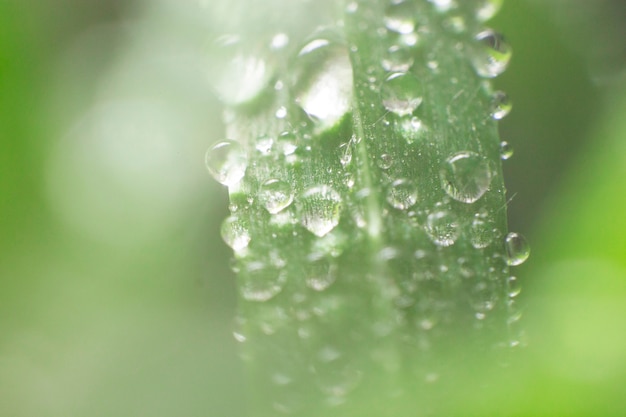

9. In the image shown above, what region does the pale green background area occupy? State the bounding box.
[1,1,625,416]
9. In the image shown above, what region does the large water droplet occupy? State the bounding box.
[259,179,294,214]
[381,72,423,116]
[205,140,247,186]
[384,1,418,34]
[294,38,353,127]
[240,261,287,302]
[424,211,460,247]
[299,186,342,237]
[470,29,512,78]
[475,0,503,22]
[491,90,512,120]
[208,35,273,105]
[441,151,492,203]
[386,179,418,210]
[504,232,530,266]
[221,216,250,252]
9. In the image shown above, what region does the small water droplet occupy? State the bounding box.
[386,179,418,210]
[384,1,418,34]
[256,135,274,154]
[441,151,492,203]
[295,38,353,126]
[381,45,414,72]
[306,255,337,291]
[339,142,353,166]
[346,1,358,13]
[381,72,423,116]
[277,131,298,156]
[470,217,493,248]
[240,261,287,302]
[504,232,530,266]
[220,216,251,252]
[508,276,521,298]
[270,33,289,50]
[377,153,394,170]
[205,140,248,186]
[299,186,342,237]
[443,15,466,33]
[470,29,512,78]
[259,179,294,214]
[275,106,287,119]
[499,141,514,160]
[424,211,460,247]
[429,0,456,13]
[475,0,503,22]
[490,90,512,120]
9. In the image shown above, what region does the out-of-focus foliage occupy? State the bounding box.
[1,0,626,416]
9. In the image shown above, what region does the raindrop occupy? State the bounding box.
[259,179,294,214]
[470,29,512,78]
[306,255,337,291]
[294,37,353,127]
[504,232,530,266]
[381,72,423,116]
[490,90,512,120]
[205,140,247,186]
[475,0,503,22]
[469,217,493,249]
[381,45,415,72]
[240,261,287,302]
[298,186,342,237]
[441,151,492,203]
[395,115,428,144]
[384,1,418,34]
[386,179,418,210]
[424,210,460,247]
[499,141,514,160]
[221,216,250,252]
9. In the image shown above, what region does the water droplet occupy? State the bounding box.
[490,90,512,120]
[395,115,428,144]
[339,142,353,167]
[270,33,289,50]
[475,0,503,22]
[275,106,287,119]
[208,36,273,105]
[429,0,456,13]
[277,131,298,156]
[295,38,353,127]
[259,179,294,214]
[381,72,423,116]
[299,186,342,237]
[470,217,493,248]
[424,211,460,247]
[470,29,512,78]
[499,141,514,160]
[443,15,466,33]
[381,45,414,72]
[377,153,394,170]
[306,255,337,291]
[205,140,247,186]
[346,1,358,13]
[504,232,530,266]
[386,179,418,210]
[441,151,492,203]
[240,261,287,302]
[255,135,273,154]
[384,1,418,34]
[508,276,521,298]
[221,216,250,252]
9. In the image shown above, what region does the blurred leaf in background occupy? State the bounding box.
[1,0,626,416]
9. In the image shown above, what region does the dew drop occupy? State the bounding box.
[277,131,298,156]
[469,217,493,249]
[395,115,428,144]
[381,45,415,72]
[377,153,394,170]
[443,15,466,33]
[306,256,337,291]
[299,186,342,237]
[386,179,418,210]
[221,215,250,252]
[240,261,287,302]
[475,0,503,22]
[504,232,530,266]
[429,0,456,13]
[205,140,248,186]
[255,135,273,155]
[381,72,423,116]
[499,141,514,160]
[424,210,460,247]
[270,33,289,50]
[384,1,418,34]
[339,142,353,167]
[490,90,512,120]
[294,38,353,127]
[275,106,287,119]
[470,29,512,78]
[259,179,294,214]
[441,151,492,203]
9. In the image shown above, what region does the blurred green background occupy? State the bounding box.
[1,0,626,416]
